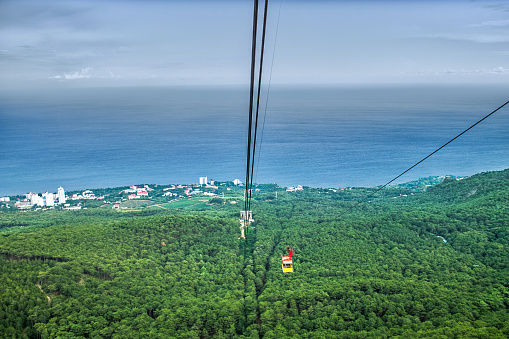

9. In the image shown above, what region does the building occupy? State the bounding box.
[233,179,241,186]
[57,186,66,204]
[82,190,95,199]
[64,205,81,210]
[199,177,208,185]
[23,188,67,207]
[286,185,304,192]
[29,193,42,206]
[15,201,31,209]
[42,192,54,207]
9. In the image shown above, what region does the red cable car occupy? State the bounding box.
[282,246,294,273]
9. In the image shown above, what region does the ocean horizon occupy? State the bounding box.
[1,84,508,196]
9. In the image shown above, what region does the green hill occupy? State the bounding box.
[1,169,508,338]
[415,169,509,204]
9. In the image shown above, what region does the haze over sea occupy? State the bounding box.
[0,84,508,197]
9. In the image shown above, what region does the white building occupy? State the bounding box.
[233,179,241,186]
[29,193,42,206]
[57,186,66,204]
[82,190,95,199]
[199,177,208,185]
[42,192,54,207]
[26,187,64,207]
[286,185,303,192]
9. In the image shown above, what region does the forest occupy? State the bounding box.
[0,169,508,338]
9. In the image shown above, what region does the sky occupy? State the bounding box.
[1,0,509,89]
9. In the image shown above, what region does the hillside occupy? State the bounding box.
[0,169,508,338]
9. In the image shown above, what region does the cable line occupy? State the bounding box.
[339,98,509,218]
[244,0,258,216]
[241,0,270,240]
[254,0,282,187]
[249,0,269,210]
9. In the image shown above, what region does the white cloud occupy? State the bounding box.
[48,67,122,82]
[487,66,509,73]
[418,33,509,44]
[63,67,92,79]
[470,19,509,28]
[3,0,509,87]
[420,67,509,76]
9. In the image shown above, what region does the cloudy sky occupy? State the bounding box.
[1,0,509,88]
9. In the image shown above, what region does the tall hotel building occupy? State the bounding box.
[58,186,66,204]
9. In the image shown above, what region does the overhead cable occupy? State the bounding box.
[248,0,270,211]
[255,0,283,183]
[244,0,259,215]
[340,98,509,218]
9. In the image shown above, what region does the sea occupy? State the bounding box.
[0,84,508,197]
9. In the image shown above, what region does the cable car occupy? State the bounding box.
[282,247,293,273]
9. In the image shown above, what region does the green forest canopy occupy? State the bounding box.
[0,169,508,338]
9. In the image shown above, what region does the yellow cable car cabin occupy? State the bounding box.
[282,247,294,273]
[282,256,293,273]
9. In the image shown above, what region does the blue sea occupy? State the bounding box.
[1,84,508,196]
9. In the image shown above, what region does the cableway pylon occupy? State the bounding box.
[239,210,254,239]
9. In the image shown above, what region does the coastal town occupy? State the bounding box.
[0,175,454,212]
[0,177,289,211]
